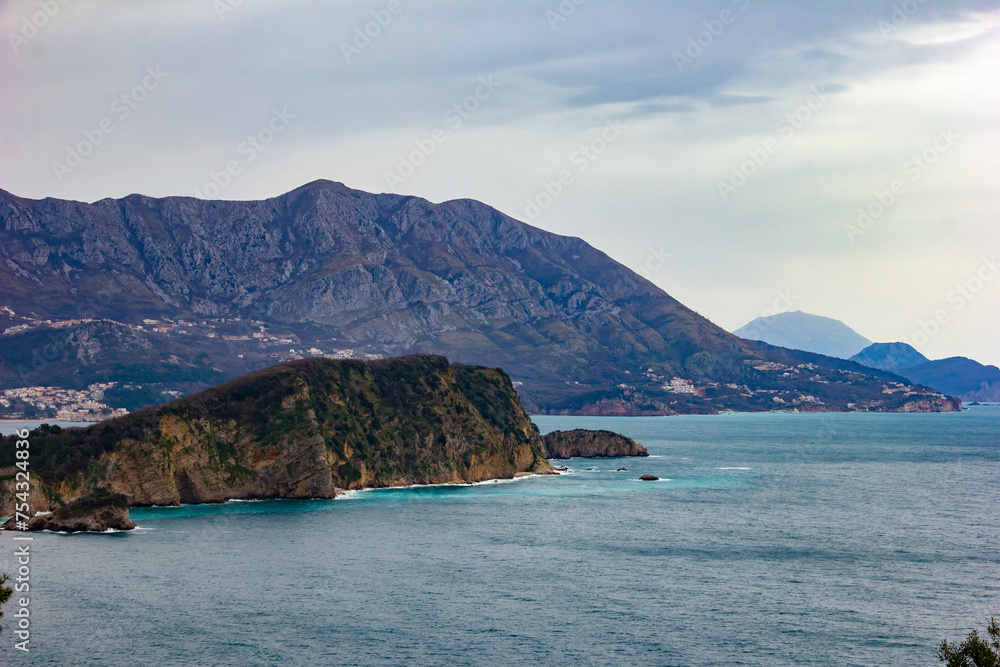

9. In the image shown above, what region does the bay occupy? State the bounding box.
[1,409,997,665]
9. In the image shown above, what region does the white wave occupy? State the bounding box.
[344,472,552,496]
[472,476,529,486]
[41,526,133,535]
[716,467,752,470]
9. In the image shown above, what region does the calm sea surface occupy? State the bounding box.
[1,409,997,666]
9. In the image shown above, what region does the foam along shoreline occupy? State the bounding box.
[163,474,554,505]
[341,470,561,498]
[123,471,564,510]
[33,526,136,535]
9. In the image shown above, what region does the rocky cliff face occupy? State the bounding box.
[542,429,649,458]
[0,356,554,523]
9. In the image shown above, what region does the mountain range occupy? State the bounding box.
[0,181,957,414]
[850,343,1000,402]
[731,310,998,402]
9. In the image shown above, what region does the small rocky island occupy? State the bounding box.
[1,357,657,533]
[2,356,561,532]
[13,493,136,532]
[542,429,649,458]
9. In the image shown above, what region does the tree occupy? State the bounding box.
[0,573,12,633]
[938,618,1000,667]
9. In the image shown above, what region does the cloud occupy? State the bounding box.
[1,0,998,366]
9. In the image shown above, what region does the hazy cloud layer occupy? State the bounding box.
[2,0,998,365]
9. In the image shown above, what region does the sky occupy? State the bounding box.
[2,0,998,367]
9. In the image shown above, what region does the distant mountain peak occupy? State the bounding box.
[850,342,929,372]
[732,310,872,359]
[288,179,356,195]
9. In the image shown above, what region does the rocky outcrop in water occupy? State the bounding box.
[0,356,554,529]
[3,493,135,533]
[542,429,648,458]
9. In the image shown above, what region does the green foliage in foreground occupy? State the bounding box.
[939,618,1000,667]
[0,573,12,633]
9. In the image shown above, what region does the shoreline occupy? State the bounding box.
[1,401,978,429]
[121,471,564,513]
[343,469,562,496]
[0,419,98,436]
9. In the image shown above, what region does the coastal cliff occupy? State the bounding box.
[542,429,649,458]
[0,355,554,529]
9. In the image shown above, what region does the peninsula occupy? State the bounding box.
[1,355,560,531]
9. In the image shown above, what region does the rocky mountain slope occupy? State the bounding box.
[733,311,872,359]
[0,355,554,528]
[0,181,957,413]
[849,342,929,371]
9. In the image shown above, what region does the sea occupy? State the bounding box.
[1,409,997,666]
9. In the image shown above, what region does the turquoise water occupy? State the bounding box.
[1,409,997,665]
